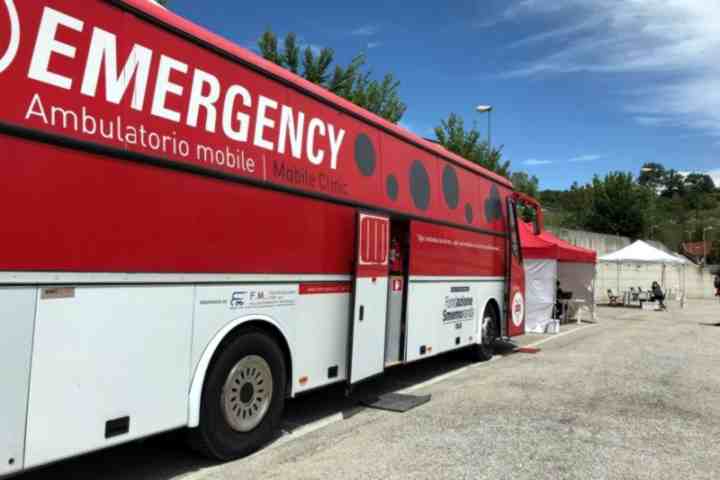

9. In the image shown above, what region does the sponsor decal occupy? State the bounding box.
[416,233,500,252]
[442,286,475,324]
[198,299,227,306]
[40,287,75,299]
[511,290,524,327]
[392,278,403,292]
[298,282,351,295]
[230,288,296,309]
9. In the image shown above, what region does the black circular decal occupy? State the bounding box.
[386,175,399,201]
[484,185,503,222]
[410,161,431,211]
[465,204,474,224]
[442,165,459,210]
[354,134,376,176]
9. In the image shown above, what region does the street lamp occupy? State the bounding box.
[476,104,493,149]
[703,226,714,265]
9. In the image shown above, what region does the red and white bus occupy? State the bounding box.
[0,0,541,475]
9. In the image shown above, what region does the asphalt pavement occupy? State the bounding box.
[19,300,720,480]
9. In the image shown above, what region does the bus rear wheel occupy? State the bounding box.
[190,329,287,460]
[469,305,498,362]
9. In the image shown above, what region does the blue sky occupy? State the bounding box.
[166,0,719,190]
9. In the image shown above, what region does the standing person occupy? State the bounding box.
[651,281,667,310]
[714,272,720,297]
[554,281,565,320]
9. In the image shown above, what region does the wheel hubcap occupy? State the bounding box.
[221,355,274,432]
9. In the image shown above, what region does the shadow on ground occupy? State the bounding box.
[19,347,493,480]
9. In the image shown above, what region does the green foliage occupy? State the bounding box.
[510,171,539,199]
[583,172,651,237]
[155,0,170,6]
[434,113,511,178]
[540,163,719,259]
[638,162,665,190]
[510,172,540,221]
[257,29,406,123]
[661,169,686,198]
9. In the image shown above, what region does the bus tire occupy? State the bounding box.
[469,305,498,362]
[189,329,287,461]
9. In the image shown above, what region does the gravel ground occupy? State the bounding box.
[19,300,720,480]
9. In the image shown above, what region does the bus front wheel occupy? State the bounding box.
[190,329,287,460]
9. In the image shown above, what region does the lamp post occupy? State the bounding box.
[476,105,493,149]
[703,226,714,265]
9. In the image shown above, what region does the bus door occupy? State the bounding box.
[505,198,526,336]
[348,212,390,384]
[385,221,409,366]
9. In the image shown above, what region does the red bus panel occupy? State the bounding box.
[0,0,512,242]
[409,221,506,277]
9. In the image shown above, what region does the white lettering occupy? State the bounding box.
[278,106,304,159]
[151,55,188,123]
[222,85,252,142]
[24,94,49,124]
[187,68,220,132]
[81,27,152,111]
[307,118,326,165]
[82,106,97,135]
[254,95,277,151]
[28,7,84,89]
[328,125,345,170]
[51,105,79,130]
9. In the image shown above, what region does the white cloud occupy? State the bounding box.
[367,41,383,49]
[498,0,720,138]
[568,154,602,163]
[351,24,379,36]
[524,158,552,166]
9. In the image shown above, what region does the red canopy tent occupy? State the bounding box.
[519,222,597,263]
[519,222,597,333]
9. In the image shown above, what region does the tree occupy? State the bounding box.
[684,173,718,224]
[684,173,716,196]
[661,169,686,199]
[434,113,511,177]
[584,172,650,238]
[559,182,593,230]
[638,162,666,191]
[258,29,406,123]
[510,171,540,221]
[510,171,539,199]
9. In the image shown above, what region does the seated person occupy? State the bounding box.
[650,281,667,310]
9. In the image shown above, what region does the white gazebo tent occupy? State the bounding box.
[599,240,688,306]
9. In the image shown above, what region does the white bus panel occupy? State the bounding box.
[24,286,194,469]
[0,288,37,477]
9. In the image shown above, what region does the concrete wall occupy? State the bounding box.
[546,226,716,300]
